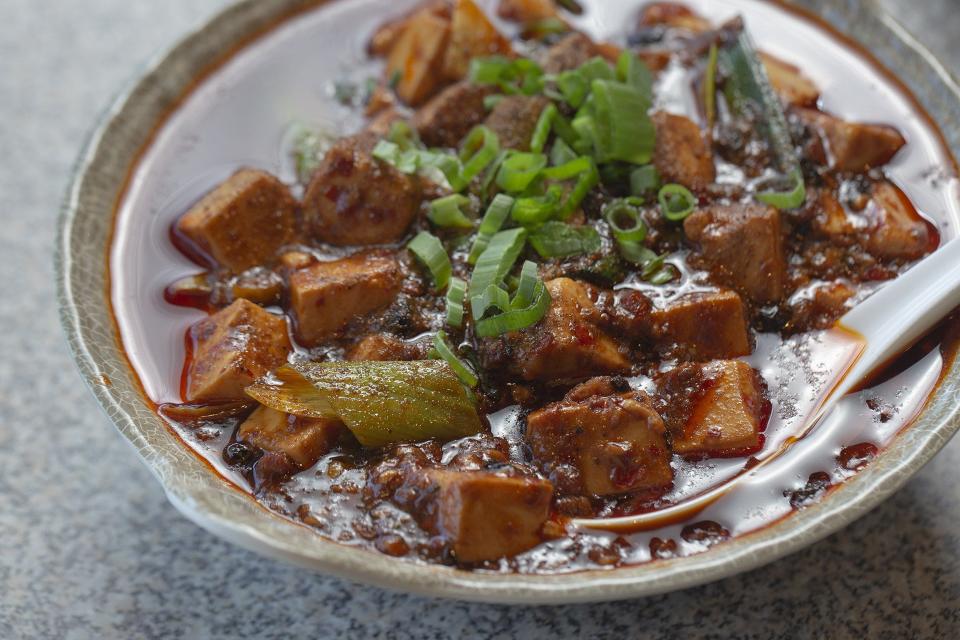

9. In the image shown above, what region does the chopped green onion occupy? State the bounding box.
[428,194,474,229]
[756,168,806,209]
[591,79,655,165]
[475,279,552,337]
[469,56,545,96]
[433,331,478,388]
[557,70,590,108]
[387,120,419,150]
[630,165,660,196]
[468,194,515,264]
[530,104,558,154]
[470,56,513,85]
[616,51,654,103]
[473,284,512,319]
[512,185,563,225]
[542,155,593,181]
[720,29,805,209]
[522,17,570,39]
[704,42,719,130]
[603,198,648,244]
[408,231,451,290]
[496,152,548,193]
[658,183,697,221]
[459,126,500,185]
[246,361,481,448]
[445,277,467,328]
[578,57,616,83]
[550,138,578,166]
[514,260,539,307]
[372,140,401,166]
[560,157,600,218]
[469,227,528,319]
[529,221,601,258]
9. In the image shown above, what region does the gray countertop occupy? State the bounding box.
[1,1,959,638]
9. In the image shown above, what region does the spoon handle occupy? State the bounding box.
[839,237,960,397]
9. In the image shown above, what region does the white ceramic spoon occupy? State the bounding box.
[575,237,960,532]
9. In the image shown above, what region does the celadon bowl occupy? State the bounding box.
[56,0,960,604]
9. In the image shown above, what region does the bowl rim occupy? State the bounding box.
[56,0,960,604]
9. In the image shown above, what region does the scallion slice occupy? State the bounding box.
[603,198,648,244]
[428,194,474,229]
[616,51,654,103]
[459,126,500,185]
[445,277,467,328]
[630,165,660,196]
[528,221,601,258]
[591,79,655,165]
[433,331,478,388]
[475,279,552,338]
[408,231,451,291]
[550,138,577,166]
[473,283,512,319]
[560,157,600,218]
[496,152,548,193]
[658,183,697,221]
[372,140,401,166]
[512,186,563,226]
[704,42,719,130]
[467,194,515,264]
[530,104,558,154]
[514,260,539,307]
[756,168,806,210]
[469,227,528,319]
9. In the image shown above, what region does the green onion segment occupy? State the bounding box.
[468,194,515,264]
[658,184,697,222]
[408,231,451,290]
[529,221,601,258]
[246,361,481,448]
[445,277,467,328]
[469,228,527,319]
[433,331,479,388]
[428,194,474,229]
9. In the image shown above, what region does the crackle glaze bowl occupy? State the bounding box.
[57,0,960,603]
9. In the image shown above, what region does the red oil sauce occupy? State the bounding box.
[108,0,960,573]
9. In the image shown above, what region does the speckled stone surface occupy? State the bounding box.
[2,0,959,638]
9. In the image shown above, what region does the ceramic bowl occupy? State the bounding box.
[56,0,960,604]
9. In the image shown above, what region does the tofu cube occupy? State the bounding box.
[491,278,631,381]
[864,181,933,261]
[798,109,906,172]
[653,111,715,192]
[238,405,343,467]
[684,203,787,304]
[186,299,291,402]
[176,169,298,273]
[669,360,769,457]
[526,387,673,496]
[759,52,819,107]
[289,253,402,347]
[650,290,751,360]
[386,7,452,105]
[429,470,553,562]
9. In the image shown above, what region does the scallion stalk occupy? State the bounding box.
[433,331,478,388]
[428,194,474,229]
[658,183,697,221]
[408,231,452,291]
[445,277,467,328]
[467,194,515,264]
